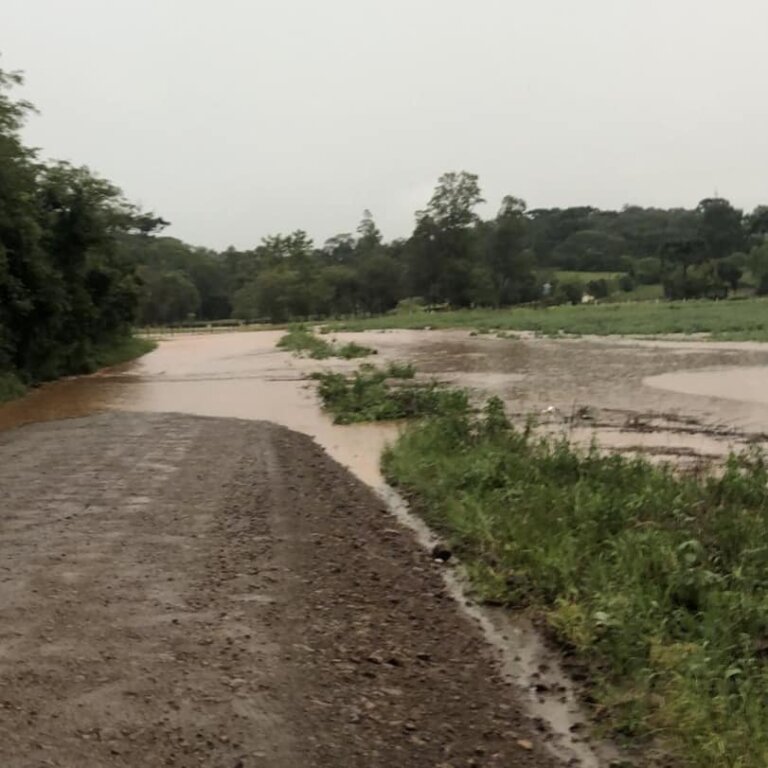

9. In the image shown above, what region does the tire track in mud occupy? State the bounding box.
[0,412,558,768]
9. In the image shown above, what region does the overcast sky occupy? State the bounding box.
[3,0,767,249]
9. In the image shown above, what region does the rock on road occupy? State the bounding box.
[0,412,557,768]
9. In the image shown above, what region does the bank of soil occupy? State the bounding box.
[0,412,558,768]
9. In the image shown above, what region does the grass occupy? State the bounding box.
[383,398,768,767]
[312,364,467,424]
[277,326,376,359]
[324,297,768,340]
[609,283,665,303]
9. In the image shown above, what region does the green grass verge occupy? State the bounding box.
[324,297,768,340]
[277,326,376,359]
[313,364,466,424]
[383,399,768,767]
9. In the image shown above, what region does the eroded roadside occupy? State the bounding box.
[0,412,559,768]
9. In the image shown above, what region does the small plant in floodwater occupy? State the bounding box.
[313,365,468,424]
[383,400,768,768]
[277,326,334,358]
[386,361,416,379]
[277,327,375,360]
[336,341,377,360]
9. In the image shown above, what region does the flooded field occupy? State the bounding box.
[3,329,768,483]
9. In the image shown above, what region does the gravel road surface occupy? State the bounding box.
[0,412,557,768]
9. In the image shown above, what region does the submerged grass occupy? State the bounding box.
[277,326,376,359]
[325,297,768,340]
[313,364,466,424]
[383,398,768,767]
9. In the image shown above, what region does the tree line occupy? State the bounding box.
[0,65,165,389]
[5,54,768,371]
[132,173,768,325]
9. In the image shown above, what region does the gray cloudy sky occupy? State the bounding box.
[3,0,767,249]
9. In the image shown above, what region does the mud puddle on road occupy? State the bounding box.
[5,328,768,766]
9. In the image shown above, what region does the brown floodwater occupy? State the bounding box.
[646,365,768,405]
[4,329,768,484]
[0,331,398,487]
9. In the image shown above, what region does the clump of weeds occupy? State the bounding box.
[277,326,375,360]
[312,365,467,424]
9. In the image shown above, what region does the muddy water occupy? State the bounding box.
[5,329,768,476]
[5,328,768,767]
[646,365,768,406]
[0,332,398,487]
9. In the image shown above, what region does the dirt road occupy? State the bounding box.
[0,412,557,768]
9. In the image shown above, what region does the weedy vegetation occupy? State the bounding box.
[383,397,768,767]
[277,326,375,359]
[313,364,467,424]
[0,372,27,404]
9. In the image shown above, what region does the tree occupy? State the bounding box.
[483,196,537,306]
[356,209,382,253]
[557,281,585,305]
[526,206,597,264]
[410,172,485,306]
[632,256,663,285]
[697,198,744,261]
[552,230,627,271]
[358,252,401,314]
[747,206,768,241]
[322,234,356,265]
[138,268,200,325]
[748,244,768,295]
[0,61,164,383]
[586,278,610,299]
[418,171,484,229]
[716,253,744,292]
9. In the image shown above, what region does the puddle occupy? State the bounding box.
[646,365,768,406]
